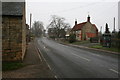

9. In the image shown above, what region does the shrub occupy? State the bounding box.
[69,34,76,43]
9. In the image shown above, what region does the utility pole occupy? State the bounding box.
[113,17,115,32]
[100,26,102,34]
[30,13,32,41]
[30,13,32,30]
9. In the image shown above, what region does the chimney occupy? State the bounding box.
[87,15,90,22]
[75,19,77,25]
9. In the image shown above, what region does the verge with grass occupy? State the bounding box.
[2,62,26,71]
[90,44,120,53]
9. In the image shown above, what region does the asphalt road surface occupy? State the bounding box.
[35,37,119,78]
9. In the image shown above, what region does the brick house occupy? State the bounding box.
[2,2,26,61]
[71,15,98,41]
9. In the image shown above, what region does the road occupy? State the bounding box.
[35,37,119,78]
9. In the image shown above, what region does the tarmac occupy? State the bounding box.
[2,41,55,78]
[58,41,119,55]
[2,39,119,79]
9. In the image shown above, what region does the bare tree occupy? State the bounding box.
[47,15,70,38]
[32,21,44,37]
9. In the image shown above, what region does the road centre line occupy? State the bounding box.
[109,69,119,74]
[71,53,91,61]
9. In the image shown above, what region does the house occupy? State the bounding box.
[2,2,26,61]
[71,15,98,41]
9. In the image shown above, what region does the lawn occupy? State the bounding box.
[2,62,25,71]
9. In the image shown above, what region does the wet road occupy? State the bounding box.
[35,37,119,78]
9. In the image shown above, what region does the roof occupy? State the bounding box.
[2,2,25,16]
[72,22,87,31]
[92,24,98,31]
[72,22,98,31]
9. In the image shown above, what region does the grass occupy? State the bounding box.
[71,41,90,45]
[2,62,25,71]
[62,40,90,45]
[90,44,120,53]
[60,40,119,53]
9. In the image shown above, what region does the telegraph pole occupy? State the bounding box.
[100,26,102,34]
[30,13,32,30]
[113,17,115,32]
[30,13,32,41]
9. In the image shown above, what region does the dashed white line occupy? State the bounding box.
[71,53,91,61]
[109,69,118,74]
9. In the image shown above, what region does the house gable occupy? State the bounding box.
[71,15,98,41]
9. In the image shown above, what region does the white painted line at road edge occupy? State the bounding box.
[47,64,52,70]
[71,53,91,61]
[38,48,58,78]
[38,48,47,62]
[35,47,42,62]
[109,69,119,74]
[54,75,58,79]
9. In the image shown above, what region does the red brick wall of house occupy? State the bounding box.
[86,33,96,38]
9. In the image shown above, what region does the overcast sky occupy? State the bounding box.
[26,0,119,33]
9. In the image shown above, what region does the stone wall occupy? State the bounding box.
[2,16,26,61]
[22,4,26,60]
[81,22,97,40]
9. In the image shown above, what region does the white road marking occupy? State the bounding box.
[54,75,58,79]
[38,48,53,71]
[71,53,91,61]
[91,53,100,57]
[38,48,47,62]
[47,64,52,70]
[36,47,42,62]
[109,69,119,74]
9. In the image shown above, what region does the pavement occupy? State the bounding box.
[2,40,55,78]
[36,37,119,78]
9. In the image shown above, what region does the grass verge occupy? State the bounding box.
[71,41,90,45]
[90,44,120,53]
[2,62,25,71]
[61,40,90,45]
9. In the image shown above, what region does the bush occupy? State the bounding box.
[69,34,76,43]
[90,37,99,43]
